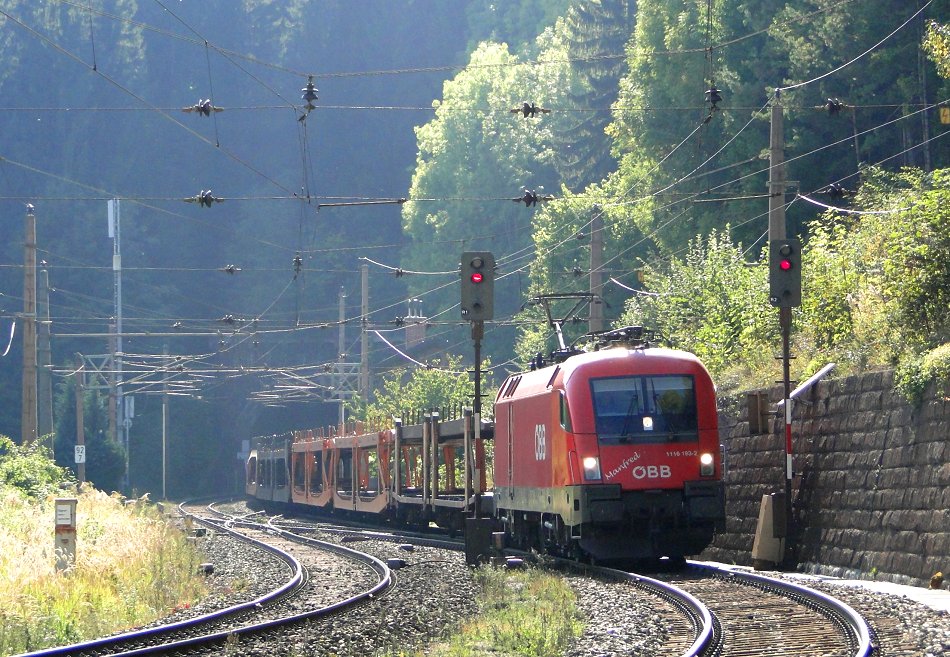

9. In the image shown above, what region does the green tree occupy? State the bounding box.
[401,36,575,363]
[795,166,950,396]
[0,435,72,501]
[402,40,571,278]
[350,355,488,428]
[618,227,777,386]
[924,20,950,77]
[464,0,570,51]
[555,0,637,189]
[842,167,950,351]
[53,378,125,493]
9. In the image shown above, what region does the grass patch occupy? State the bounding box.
[427,565,583,657]
[0,485,208,654]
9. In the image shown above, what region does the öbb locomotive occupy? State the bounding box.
[247,327,725,562]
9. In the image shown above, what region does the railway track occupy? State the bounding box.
[19,499,934,656]
[243,505,720,656]
[16,500,391,657]
[664,562,875,657]
[271,509,877,657]
[268,510,876,657]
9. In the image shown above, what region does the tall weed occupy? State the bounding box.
[0,485,206,654]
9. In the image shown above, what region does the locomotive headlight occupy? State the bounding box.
[642,416,654,431]
[700,452,715,477]
[582,456,602,481]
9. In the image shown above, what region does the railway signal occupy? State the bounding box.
[768,238,801,308]
[460,252,495,321]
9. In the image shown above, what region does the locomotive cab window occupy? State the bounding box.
[591,375,698,444]
[559,391,573,432]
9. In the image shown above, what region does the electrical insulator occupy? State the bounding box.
[301,76,318,111]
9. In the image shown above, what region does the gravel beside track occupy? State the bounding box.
[229,536,481,656]
[774,575,950,657]
[165,513,950,655]
[140,529,288,629]
[563,574,691,657]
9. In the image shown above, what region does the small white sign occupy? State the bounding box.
[74,445,86,464]
[56,504,73,525]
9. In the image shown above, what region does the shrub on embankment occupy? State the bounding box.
[619,167,950,402]
[0,435,207,655]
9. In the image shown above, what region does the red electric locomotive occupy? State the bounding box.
[492,326,724,562]
[246,326,723,563]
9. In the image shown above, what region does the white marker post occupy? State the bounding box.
[55,498,78,571]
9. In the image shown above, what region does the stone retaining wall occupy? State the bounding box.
[700,369,950,586]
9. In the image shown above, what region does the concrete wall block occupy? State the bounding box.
[858,390,884,411]
[860,371,887,392]
[880,446,906,469]
[827,396,849,414]
[862,410,888,432]
[832,434,861,453]
[926,440,949,463]
[912,507,945,532]
[892,405,914,427]
[862,429,888,450]
[714,364,950,584]
[814,379,834,399]
[922,487,947,510]
[938,463,950,489]
[921,398,945,422]
[816,417,839,435]
[878,467,914,490]
[921,531,950,560]
[873,487,901,509]
[886,531,921,553]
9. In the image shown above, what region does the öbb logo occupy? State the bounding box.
[534,424,546,461]
[631,465,672,479]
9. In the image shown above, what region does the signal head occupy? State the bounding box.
[460,251,495,321]
[768,238,802,307]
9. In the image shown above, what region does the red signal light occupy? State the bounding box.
[470,272,484,284]
[779,259,792,271]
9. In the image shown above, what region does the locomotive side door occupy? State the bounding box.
[507,403,514,497]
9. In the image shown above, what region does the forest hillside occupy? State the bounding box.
[0,1,947,495]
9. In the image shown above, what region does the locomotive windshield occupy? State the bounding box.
[590,375,698,444]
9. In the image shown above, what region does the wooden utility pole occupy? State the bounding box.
[589,207,605,334]
[21,204,38,445]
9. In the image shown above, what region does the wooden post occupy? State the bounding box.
[22,205,38,445]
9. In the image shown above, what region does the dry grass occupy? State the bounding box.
[0,485,207,654]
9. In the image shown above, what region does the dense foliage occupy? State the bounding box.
[621,166,950,396]
[351,355,489,428]
[0,435,72,501]
[620,228,777,388]
[2,2,949,495]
